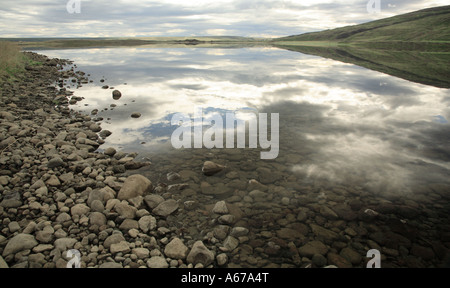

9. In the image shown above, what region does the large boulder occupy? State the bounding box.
[117,175,152,201]
[2,234,38,257]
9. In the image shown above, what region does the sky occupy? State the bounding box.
[0,0,448,38]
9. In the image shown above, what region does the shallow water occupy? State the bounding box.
[36,46,450,267]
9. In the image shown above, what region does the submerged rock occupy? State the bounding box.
[112,90,122,100]
[202,161,225,176]
[131,112,141,118]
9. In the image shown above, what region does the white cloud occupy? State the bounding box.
[0,0,448,37]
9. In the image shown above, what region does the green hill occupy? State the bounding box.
[277,5,450,44]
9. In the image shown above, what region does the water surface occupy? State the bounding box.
[37,46,450,267]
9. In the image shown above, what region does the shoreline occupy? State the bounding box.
[0,52,218,268]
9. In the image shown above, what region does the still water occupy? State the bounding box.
[37,46,450,267]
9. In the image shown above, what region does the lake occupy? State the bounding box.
[34,46,450,267]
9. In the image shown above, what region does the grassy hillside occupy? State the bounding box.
[277,5,450,43]
[275,44,450,88]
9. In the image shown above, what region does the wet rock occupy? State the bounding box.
[186,241,214,267]
[327,253,352,268]
[99,130,112,139]
[319,205,338,219]
[340,247,362,265]
[202,161,225,176]
[153,199,178,217]
[410,244,435,261]
[104,147,116,156]
[131,112,141,119]
[310,224,339,243]
[276,228,305,241]
[117,174,152,201]
[230,227,249,238]
[216,253,228,266]
[112,90,122,100]
[223,236,239,251]
[144,194,164,209]
[212,200,229,214]
[312,254,327,267]
[166,171,180,182]
[298,241,329,257]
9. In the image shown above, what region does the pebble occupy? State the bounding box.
[0,50,445,270]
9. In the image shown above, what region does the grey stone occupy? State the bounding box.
[223,236,239,251]
[104,233,125,249]
[186,241,214,267]
[132,248,150,259]
[47,157,64,168]
[45,175,61,187]
[0,256,9,268]
[89,212,107,226]
[35,227,54,243]
[230,227,249,237]
[153,199,178,217]
[144,194,164,209]
[71,203,90,216]
[2,234,38,257]
[340,247,362,265]
[310,224,339,243]
[202,161,225,176]
[138,215,157,233]
[114,201,137,219]
[110,241,130,254]
[54,238,77,252]
[147,256,169,268]
[298,241,329,258]
[104,147,116,156]
[56,212,71,223]
[99,262,123,268]
[90,200,105,212]
[212,200,229,214]
[312,254,327,267]
[216,253,228,266]
[164,237,188,260]
[117,174,152,200]
[119,219,139,231]
[8,221,20,233]
[320,205,338,219]
[131,112,141,118]
[218,214,235,225]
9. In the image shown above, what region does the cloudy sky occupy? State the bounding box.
[0,0,448,38]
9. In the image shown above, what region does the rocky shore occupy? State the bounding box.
[0,52,206,268]
[1,52,449,269]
